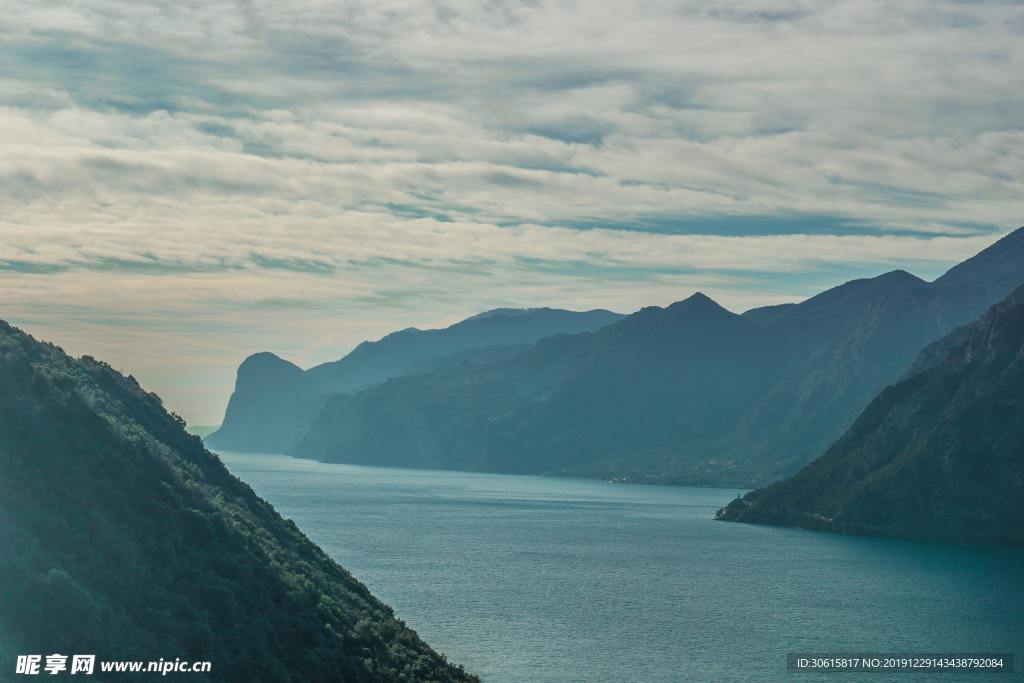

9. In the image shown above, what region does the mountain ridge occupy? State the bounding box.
[715,285,1024,545]
[293,227,1024,486]
[294,286,784,479]
[206,307,624,453]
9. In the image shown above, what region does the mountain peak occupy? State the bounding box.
[877,269,925,285]
[240,351,291,368]
[781,268,926,321]
[463,307,543,322]
[237,352,304,380]
[847,269,926,294]
[656,292,747,327]
[669,291,722,310]
[665,291,743,318]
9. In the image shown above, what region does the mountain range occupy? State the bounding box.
[716,285,1024,545]
[0,321,473,681]
[290,227,1024,486]
[206,307,623,453]
[203,227,1024,488]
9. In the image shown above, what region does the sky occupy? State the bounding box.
[0,0,1021,424]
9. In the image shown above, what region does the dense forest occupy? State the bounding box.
[0,321,474,682]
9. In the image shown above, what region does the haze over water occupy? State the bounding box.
[220,451,1024,682]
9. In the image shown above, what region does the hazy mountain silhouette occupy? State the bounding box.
[295,293,784,478]
[305,307,622,391]
[716,286,1024,545]
[206,307,622,453]
[207,352,330,454]
[295,227,1024,486]
[0,321,473,681]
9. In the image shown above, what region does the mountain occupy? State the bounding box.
[0,320,473,681]
[205,307,623,453]
[304,308,624,391]
[294,227,1024,486]
[733,228,1024,475]
[207,352,330,454]
[295,293,788,482]
[731,271,958,474]
[741,302,796,326]
[716,286,1024,545]
[933,224,1024,293]
[398,343,533,377]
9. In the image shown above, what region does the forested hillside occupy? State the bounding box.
[0,321,473,682]
[717,287,1024,545]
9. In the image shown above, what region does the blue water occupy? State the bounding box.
[218,452,1024,682]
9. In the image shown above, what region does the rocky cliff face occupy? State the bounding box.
[205,351,328,453]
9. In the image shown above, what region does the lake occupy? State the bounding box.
[218,451,1024,682]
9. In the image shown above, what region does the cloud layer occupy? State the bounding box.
[1,0,1021,421]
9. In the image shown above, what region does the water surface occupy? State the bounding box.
[219,452,1024,682]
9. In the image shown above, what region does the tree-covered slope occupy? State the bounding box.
[716,286,1024,545]
[0,321,473,682]
[735,227,1024,473]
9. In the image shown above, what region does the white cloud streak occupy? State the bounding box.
[0,0,1020,420]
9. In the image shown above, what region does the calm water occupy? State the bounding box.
[218,452,1024,682]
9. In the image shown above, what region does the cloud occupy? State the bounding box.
[0,0,1020,421]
